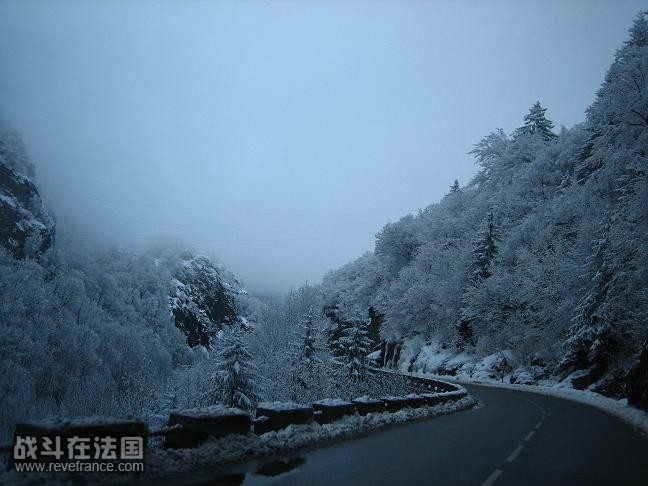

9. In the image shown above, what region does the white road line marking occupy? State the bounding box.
[481,469,503,486]
[506,445,524,462]
[524,430,535,442]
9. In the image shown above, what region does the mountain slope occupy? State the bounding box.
[320,12,648,406]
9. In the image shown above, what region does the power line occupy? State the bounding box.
[54,214,383,231]
[54,215,240,229]
[68,233,375,244]
[45,192,378,218]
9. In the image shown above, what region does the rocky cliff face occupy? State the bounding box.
[168,251,249,348]
[0,123,55,258]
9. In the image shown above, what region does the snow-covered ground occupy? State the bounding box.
[399,339,648,434]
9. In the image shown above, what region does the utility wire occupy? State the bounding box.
[68,233,374,244]
[54,214,383,230]
[45,192,378,218]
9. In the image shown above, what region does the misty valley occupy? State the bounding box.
[1,4,648,486]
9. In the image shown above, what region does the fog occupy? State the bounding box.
[0,0,643,292]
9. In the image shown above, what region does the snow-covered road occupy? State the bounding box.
[208,383,648,485]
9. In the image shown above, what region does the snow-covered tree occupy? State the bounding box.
[455,319,475,351]
[316,12,648,404]
[450,179,461,193]
[374,215,419,273]
[562,224,618,373]
[470,212,498,283]
[336,320,372,383]
[469,128,510,184]
[289,307,334,402]
[294,308,321,370]
[515,101,557,141]
[213,326,262,410]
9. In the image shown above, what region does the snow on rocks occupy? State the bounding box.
[145,395,477,478]
[404,394,427,408]
[312,400,356,424]
[166,405,251,449]
[255,402,314,434]
[13,417,147,451]
[400,339,648,433]
[352,397,386,415]
[381,396,411,412]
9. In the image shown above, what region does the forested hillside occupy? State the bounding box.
[0,123,398,442]
[0,123,265,439]
[321,13,648,405]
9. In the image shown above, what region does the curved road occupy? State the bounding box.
[211,384,648,486]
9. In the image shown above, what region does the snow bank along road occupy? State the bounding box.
[210,383,648,485]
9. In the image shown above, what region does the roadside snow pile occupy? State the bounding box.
[408,340,476,377]
[145,395,476,477]
[399,339,648,433]
[470,351,516,381]
[457,379,648,435]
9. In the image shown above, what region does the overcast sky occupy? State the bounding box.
[0,1,644,292]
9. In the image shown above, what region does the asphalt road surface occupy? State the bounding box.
[209,383,648,486]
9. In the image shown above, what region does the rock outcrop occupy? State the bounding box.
[169,251,248,348]
[0,123,55,257]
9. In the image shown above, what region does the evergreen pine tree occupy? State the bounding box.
[455,318,475,351]
[470,212,498,282]
[214,326,262,410]
[450,179,461,193]
[562,225,617,372]
[296,308,320,369]
[337,320,372,383]
[456,213,499,350]
[626,10,648,47]
[290,308,330,401]
[515,101,557,141]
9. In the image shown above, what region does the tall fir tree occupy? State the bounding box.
[336,320,372,383]
[456,213,499,350]
[626,10,648,48]
[214,326,262,410]
[450,179,461,193]
[470,212,498,283]
[291,309,321,397]
[515,101,557,141]
[562,224,617,373]
[295,308,320,369]
[455,318,475,351]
